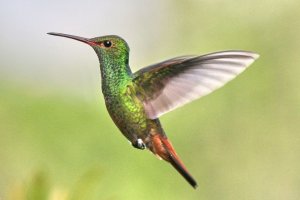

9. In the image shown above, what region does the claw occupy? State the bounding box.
[132,138,146,150]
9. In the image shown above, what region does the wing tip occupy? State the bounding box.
[230,50,260,60]
[252,52,260,60]
[205,50,260,60]
[244,51,259,60]
[220,50,260,66]
[243,51,260,67]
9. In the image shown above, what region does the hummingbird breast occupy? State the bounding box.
[102,80,156,143]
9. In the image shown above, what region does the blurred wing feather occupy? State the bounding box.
[133,51,259,119]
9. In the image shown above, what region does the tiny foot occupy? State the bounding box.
[132,138,146,150]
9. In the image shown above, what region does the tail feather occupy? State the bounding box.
[150,134,198,188]
[168,152,198,189]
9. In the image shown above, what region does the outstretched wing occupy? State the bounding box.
[133,50,259,119]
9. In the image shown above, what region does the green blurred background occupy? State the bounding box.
[1,0,299,199]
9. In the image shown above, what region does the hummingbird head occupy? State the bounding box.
[47,32,129,64]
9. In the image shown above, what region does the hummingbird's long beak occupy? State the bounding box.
[47,32,96,46]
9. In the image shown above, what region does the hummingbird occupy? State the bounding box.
[48,32,259,188]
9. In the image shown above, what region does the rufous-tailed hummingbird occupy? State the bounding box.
[48,32,259,188]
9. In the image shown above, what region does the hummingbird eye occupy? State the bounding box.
[103,40,112,48]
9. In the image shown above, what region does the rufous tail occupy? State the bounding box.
[150,134,198,188]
